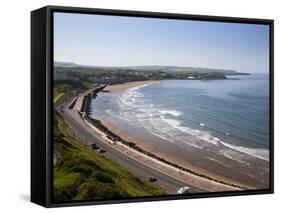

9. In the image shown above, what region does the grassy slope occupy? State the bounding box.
[53,92,65,105]
[53,84,72,106]
[54,112,166,202]
[53,79,94,106]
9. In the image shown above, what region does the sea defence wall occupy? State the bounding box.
[73,96,86,112]
[71,84,107,113]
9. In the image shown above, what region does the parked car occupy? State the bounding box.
[98,149,106,153]
[177,186,190,194]
[149,176,157,182]
[90,143,99,150]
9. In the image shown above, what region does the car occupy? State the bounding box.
[177,186,190,194]
[107,135,117,141]
[91,145,99,150]
[90,144,99,150]
[98,149,106,153]
[149,176,157,182]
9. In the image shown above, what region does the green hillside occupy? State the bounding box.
[53,79,94,106]
[53,113,166,202]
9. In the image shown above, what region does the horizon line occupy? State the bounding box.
[54,61,238,71]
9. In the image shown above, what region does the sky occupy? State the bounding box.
[54,12,270,74]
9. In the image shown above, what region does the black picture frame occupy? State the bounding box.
[31,5,274,208]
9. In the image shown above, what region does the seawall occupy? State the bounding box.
[69,84,107,114]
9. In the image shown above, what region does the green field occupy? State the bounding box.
[53,84,72,106]
[53,79,95,106]
[53,113,166,202]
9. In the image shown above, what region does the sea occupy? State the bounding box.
[90,74,270,165]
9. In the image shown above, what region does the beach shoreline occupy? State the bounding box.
[88,80,269,190]
[83,116,242,192]
[103,80,160,92]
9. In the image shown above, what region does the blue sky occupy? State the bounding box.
[54,12,269,73]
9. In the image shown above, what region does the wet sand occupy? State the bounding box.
[94,81,270,190]
[100,118,269,189]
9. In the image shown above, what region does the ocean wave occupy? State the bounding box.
[118,90,144,108]
[142,118,204,149]
[157,117,269,161]
[162,118,219,146]
[220,141,269,161]
[129,83,151,91]
[158,109,182,117]
[114,86,270,162]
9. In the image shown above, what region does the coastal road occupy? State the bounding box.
[60,106,207,194]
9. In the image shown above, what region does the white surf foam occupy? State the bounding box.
[220,141,269,161]
[158,109,182,117]
[144,117,204,149]
[115,85,270,162]
[129,83,151,91]
[161,118,219,145]
[158,117,269,161]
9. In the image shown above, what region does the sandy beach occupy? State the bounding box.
[103,80,159,92]
[100,118,268,189]
[91,80,269,190]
